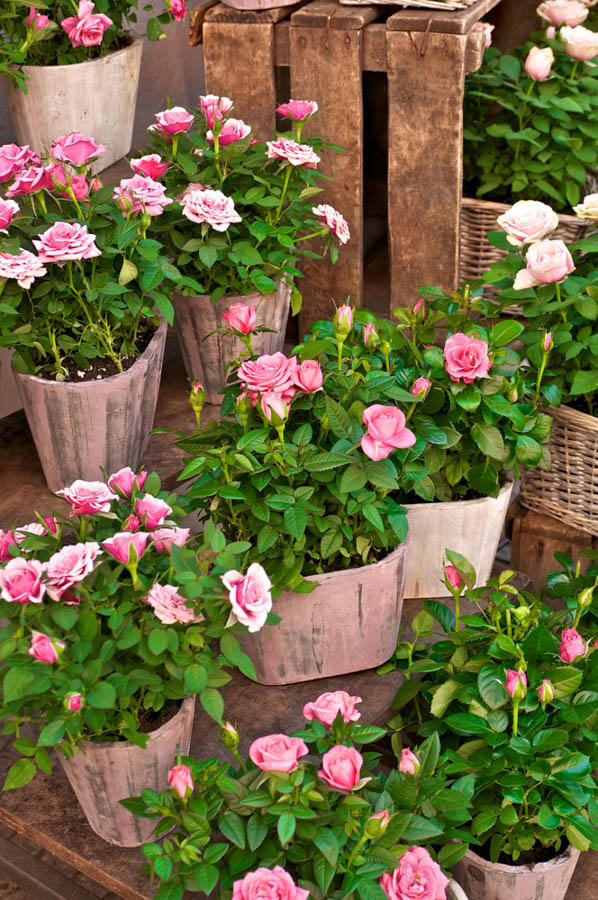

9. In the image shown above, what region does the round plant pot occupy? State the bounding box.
[3,38,143,173]
[12,319,167,493]
[402,482,513,599]
[447,881,469,900]
[58,696,195,847]
[172,280,291,405]
[452,845,580,900]
[240,542,409,685]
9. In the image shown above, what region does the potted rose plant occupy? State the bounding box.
[0,467,270,846]
[0,131,183,490]
[124,694,471,900]
[138,95,350,403]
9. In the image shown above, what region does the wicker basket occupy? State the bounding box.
[521,404,598,536]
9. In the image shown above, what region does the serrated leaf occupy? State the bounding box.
[277,813,296,845]
[3,758,36,791]
[219,810,245,848]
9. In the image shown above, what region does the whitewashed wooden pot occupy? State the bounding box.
[447,881,469,900]
[3,38,143,173]
[241,542,408,685]
[0,348,22,419]
[452,845,580,900]
[12,319,167,493]
[58,696,195,847]
[402,482,513,599]
[172,281,291,405]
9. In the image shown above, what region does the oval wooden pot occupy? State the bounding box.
[3,38,143,173]
[447,881,469,900]
[402,482,513,599]
[452,845,580,900]
[172,281,291,405]
[58,696,195,847]
[240,542,409,685]
[12,319,167,493]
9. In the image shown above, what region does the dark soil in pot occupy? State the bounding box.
[476,837,568,867]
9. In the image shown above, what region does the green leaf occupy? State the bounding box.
[570,370,598,396]
[516,435,543,466]
[3,758,36,791]
[184,663,208,693]
[430,679,461,717]
[277,813,296,845]
[472,810,498,836]
[445,549,476,589]
[154,293,174,326]
[314,828,339,866]
[314,853,335,894]
[490,320,523,347]
[471,423,505,460]
[219,810,245,848]
[357,883,388,900]
[304,452,351,472]
[284,507,307,540]
[148,629,168,656]
[87,681,116,709]
[321,528,343,558]
[118,258,138,286]
[402,814,443,842]
[200,687,224,722]
[363,505,384,532]
[257,525,278,553]
[325,395,353,438]
[247,814,268,851]
[478,663,509,710]
[3,668,33,703]
[544,666,583,699]
[432,788,470,810]
[340,464,367,494]
[37,718,67,747]
[199,244,218,268]
[352,725,386,744]
[445,713,491,735]
[194,864,219,895]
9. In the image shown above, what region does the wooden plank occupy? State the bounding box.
[274,18,388,70]
[387,30,467,307]
[291,0,381,29]
[0,833,107,900]
[188,0,218,46]
[205,0,299,23]
[487,0,539,51]
[464,27,485,73]
[386,0,501,33]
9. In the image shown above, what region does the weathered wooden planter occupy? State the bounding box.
[13,319,167,493]
[452,845,580,900]
[172,281,291,404]
[0,348,22,419]
[58,696,195,847]
[3,38,143,173]
[241,542,408,685]
[221,0,297,8]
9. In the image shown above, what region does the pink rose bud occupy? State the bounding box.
[60,1,113,48]
[560,24,598,61]
[102,531,148,564]
[399,748,420,775]
[472,21,494,48]
[411,376,431,398]
[333,304,353,336]
[221,563,272,632]
[44,542,101,601]
[508,387,519,403]
[261,392,289,424]
[135,494,172,529]
[413,298,426,319]
[51,132,106,167]
[361,405,416,461]
[168,0,186,20]
[444,333,492,383]
[249,734,309,774]
[199,94,234,128]
[578,586,593,607]
[65,692,83,711]
[380,847,449,900]
[506,669,527,701]
[43,518,60,535]
[303,691,362,727]
[538,1,588,27]
[0,529,18,561]
[221,721,240,750]
[123,514,140,533]
[232,867,309,900]
[222,302,257,334]
[444,564,462,591]
[168,764,194,799]
[27,7,52,28]
[547,25,556,38]
[108,466,148,498]
[318,745,364,791]
[560,627,586,661]
[543,332,553,352]
[130,154,170,180]
[363,322,378,348]
[0,557,45,604]
[276,99,319,121]
[365,810,391,837]
[525,46,555,80]
[538,679,554,703]
[28,631,65,664]
[150,527,190,554]
[144,583,200,625]
[266,137,320,168]
[152,106,194,135]
[56,479,117,514]
[207,118,252,147]
[294,359,324,393]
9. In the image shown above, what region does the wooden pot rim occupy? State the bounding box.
[403,481,513,513]
[462,843,579,876]
[13,36,143,75]
[301,539,409,587]
[73,695,195,755]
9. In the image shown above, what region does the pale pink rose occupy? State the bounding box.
[182,188,242,232]
[411,376,431,397]
[150,527,190,554]
[399,748,420,775]
[238,352,298,394]
[266,137,320,168]
[168,764,193,798]
[222,302,257,334]
[51,133,106,167]
[318,745,363,791]
[538,0,588,26]
[27,7,52,28]
[107,466,147,497]
[261,392,289,423]
[199,94,234,128]
[65,692,83,711]
[48,165,90,202]
[144,583,199,624]
[506,669,527,698]
[560,627,586,661]
[152,106,194,135]
[28,631,65,664]
[334,303,353,333]
[361,405,416,461]
[574,193,598,219]
[276,99,318,121]
[0,144,39,182]
[61,0,113,47]
[543,331,553,352]
[525,46,555,80]
[15,523,46,544]
[102,531,148,564]
[560,24,598,60]
[130,154,170,179]
[168,0,186,20]
[364,322,378,347]
[222,562,272,632]
[0,530,18,561]
[380,846,449,900]
[514,239,575,290]
[443,333,492,383]
[56,480,117,514]
[538,679,554,703]
[0,557,45,604]
[113,174,173,217]
[497,199,559,247]
[294,359,323,393]
[0,250,47,289]
[207,118,252,147]
[303,691,362,727]
[232,866,309,900]
[135,494,172,529]
[414,298,426,318]
[444,565,462,590]
[33,222,101,264]
[249,734,309,773]
[89,176,102,191]
[547,25,556,38]
[312,204,351,244]
[6,165,53,196]
[44,542,101,600]
[0,198,19,231]
[472,21,494,48]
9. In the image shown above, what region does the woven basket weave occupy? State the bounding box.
[521,404,598,536]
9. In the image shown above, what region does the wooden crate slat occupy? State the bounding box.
[386,0,502,33]
[188,0,218,46]
[291,0,382,29]
[205,0,299,23]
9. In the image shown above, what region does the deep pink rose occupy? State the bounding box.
[443,333,492,383]
[182,188,242,231]
[538,0,588,26]
[411,376,431,398]
[414,298,426,318]
[0,530,18,561]
[261,392,289,423]
[238,352,298,394]
[48,165,90,202]
[221,563,272,632]
[207,118,252,147]
[444,565,462,590]
[506,669,527,699]
[222,302,257,334]
[380,846,449,900]
[130,154,170,179]
[123,514,141,532]
[303,691,362,727]
[0,144,39,182]
[43,517,58,535]
[65,692,83,711]
[144,583,199,624]
[51,133,106,166]
[114,174,173,217]
[276,99,318,121]
[61,0,113,47]
[514,239,575,289]
[361,405,416,461]
[249,734,309,773]
[0,198,19,230]
[56,480,117,514]
[28,631,65,664]
[6,165,53,197]
[152,106,194,135]
[472,21,494,48]
[102,531,148,564]
[44,542,101,600]
[399,748,420,775]
[318,745,363,790]
[560,627,586,661]
[312,204,351,244]
[150,527,190,554]
[168,764,193,798]
[560,24,598,60]
[294,359,323,393]
[107,466,147,497]
[0,557,45,604]
[135,494,172,529]
[266,137,320,168]
[33,222,101,264]
[199,94,234,128]
[232,866,309,900]
[169,0,186,20]
[0,250,46,289]
[525,46,555,80]
[27,7,52,28]
[497,200,559,248]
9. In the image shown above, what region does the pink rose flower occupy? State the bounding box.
[276,99,318,121]
[150,527,190,554]
[560,627,586,661]
[33,222,101,265]
[27,7,52,28]
[152,106,194,135]
[399,748,420,775]
[444,564,462,590]
[65,692,83,711]
[222,302,257,334]
[28,631,65,664]
[44,542,101,601]
[538,0,588,26]
[361,405,416,461]
[303,690,362,727]
[364,322,378,347]
[232,866,309,900]
[48,165,90,202]
[266,137,320,168]
[525,46,555,80]
[411,376,431,398]
[538,679,554,703]
[513,239,575,290]
[130,154,170,179]
[334,304,353,334]
[261,391,289,423]
[207,118,252,147]
[560,24,598,60]
[312,204,351,244]
[574,193,598,219]
[0,250,47,288]
[135,494,172,529]
[221,562,272,632]
[414,298,426,318]
[182,188,242,232]
[0,144,39,182]
[61,0,113,47]
[6,165,53,197]
[168,764,193,798]
[0,530,18,561]
[318,745,363,791]
[238,352,298,394]
[505,669,527,699]
[294,359,323,393]
[144,583,199,624]
[443,333,492,383]
[56,480,117,514]
[51,133,106,167]
[168,0,186,20]
[102,531,148,564]
[0,198,19,231]
[0,557,45,604]
[472,21,494,48]
[15,523,46,546]
[497,199,559,247]
[123,514,141,532]
[249,734,309,773]
[199,94,234,128]
[113,174,173,217]
[107,466,147,498]
[380,846,449,900]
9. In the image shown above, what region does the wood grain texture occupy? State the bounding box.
[464,27,485,73]
[453,845,581,900]
[188,0,218,45]
[487,0,540,51]
[386,0,501,33]
[220,0,299,10]
[291,0,381,29]
[205,1,297,23]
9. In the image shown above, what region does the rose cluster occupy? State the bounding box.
[237,351,324,422]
